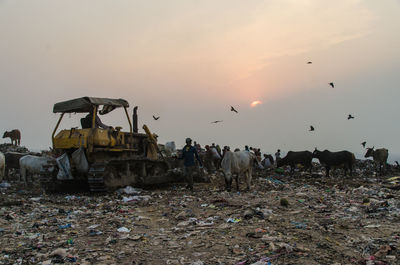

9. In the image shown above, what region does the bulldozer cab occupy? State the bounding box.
[52,97,144,155]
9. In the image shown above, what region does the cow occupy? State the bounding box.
[220,150,259,192]
[312,149,355,177]
[0,152,5,182]
[3,152,27,180]
[19,155,56,185]
[3,129,21,146]
[204,145,221,172]
[277,151,313,174]
[364,147,388,174]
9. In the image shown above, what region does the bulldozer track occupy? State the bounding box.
[87,163,107,192]
[39,157,170,193]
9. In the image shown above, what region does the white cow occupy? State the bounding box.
[0,152,5,182]
[221,150,259,191]
[19,155,55,184]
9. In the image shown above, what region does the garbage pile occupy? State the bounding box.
[0,169,399,264]
[0,143,30,154]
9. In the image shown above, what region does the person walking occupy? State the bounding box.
[180,138,203,191]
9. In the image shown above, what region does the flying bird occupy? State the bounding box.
[211,120,223,124]
[361,141,366,148]
[329,82,334,88]
[307,61,312,64]
[309,125,314,131]
[152,115,160,120]
[230,106,238,113]
[348,114,355,120]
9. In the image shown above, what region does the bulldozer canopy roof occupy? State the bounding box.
[53,97,129,114]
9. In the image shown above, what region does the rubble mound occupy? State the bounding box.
[0,144,30,154]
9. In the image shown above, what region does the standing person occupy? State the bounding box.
[245,145,250,152]
[196,143,202,153]
[215,144,222,157]
[180,138,203,191]
[275,149,281,165]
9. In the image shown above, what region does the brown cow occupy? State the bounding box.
[364,147,388,174]
[3,129,21,146]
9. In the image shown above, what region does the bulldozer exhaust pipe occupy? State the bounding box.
[132,106,138,133]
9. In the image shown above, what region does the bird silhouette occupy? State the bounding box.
[307,61,312,64]
[152,115,160,120]
[361,141,366,148]
[211,120,223,124]
[309,126,314,131]
[329,82,334,88]
[348,114,355,120]
[230,106,238,113]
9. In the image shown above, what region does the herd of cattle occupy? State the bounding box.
[0,128,391,192]
[216,147,389,191]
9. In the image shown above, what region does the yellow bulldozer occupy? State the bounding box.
[41,97,173,192]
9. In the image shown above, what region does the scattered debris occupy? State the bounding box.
[0,162,399,264]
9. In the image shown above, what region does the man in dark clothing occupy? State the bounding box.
[82,110,111,129]
[180,137,203,191]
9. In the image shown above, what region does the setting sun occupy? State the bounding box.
[250,100,262,107]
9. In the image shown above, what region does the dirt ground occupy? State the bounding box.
[0,167,399,265]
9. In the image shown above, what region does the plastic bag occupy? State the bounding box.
[56,153,73,180]
[72,147,89,173]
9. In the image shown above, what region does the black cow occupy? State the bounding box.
[4,152,26,180]
[277,151,313,174]
[312,149,355,177]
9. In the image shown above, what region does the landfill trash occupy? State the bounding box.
[264,177,284,184]
[0,156,399,264]
[87,224,100,229]
[0,181,11,188]
[122,195,151,202]
[50,248,67,257]
[227,217,241,223]
[65,195,79,200]
[243,208,264,219]
[364,224,381,228]
[89,230,103,236]
[118,185,142,195]
[0,143,29,153]
[290,221,307,229]
[56,153,73,180]
[58,224,72,229]
[66,256,77,262]
[280,198,289,207]
[117,227,131,233]
[71,147,89,173]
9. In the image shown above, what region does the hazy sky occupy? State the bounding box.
[1,0,400,161]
